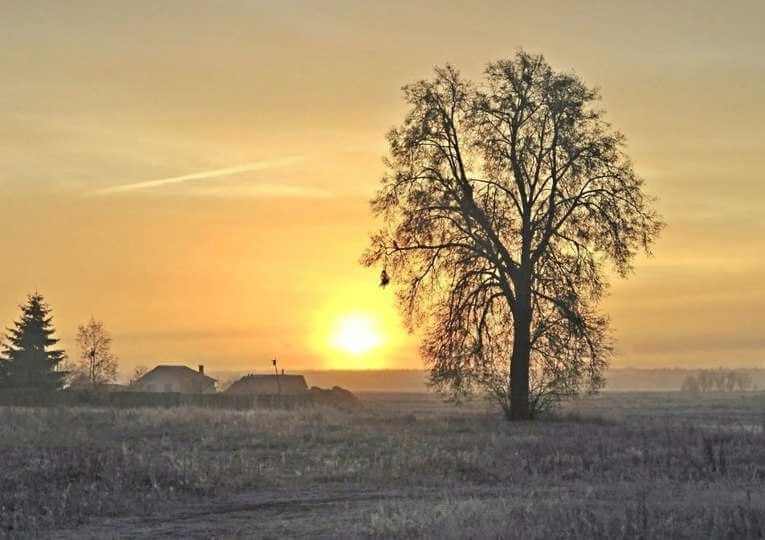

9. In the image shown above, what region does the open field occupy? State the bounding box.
[1,392,764,539]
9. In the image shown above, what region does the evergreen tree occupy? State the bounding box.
[0,293,66,389]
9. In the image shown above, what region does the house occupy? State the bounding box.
[225,374,308,396]
[132,365,216,394]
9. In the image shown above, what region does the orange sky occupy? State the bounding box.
[1,1,764,372]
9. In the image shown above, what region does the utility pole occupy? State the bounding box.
[273,358,282,395]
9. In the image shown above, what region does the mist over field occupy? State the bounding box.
[207,368,765,394]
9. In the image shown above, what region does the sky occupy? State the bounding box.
[1,1,764,373]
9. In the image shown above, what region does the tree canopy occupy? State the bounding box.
[1,293,67,390]
[363,51,663,419]
[72,317,118,387]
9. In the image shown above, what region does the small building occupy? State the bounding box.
[132,365,216,394]
[225,374,308,396]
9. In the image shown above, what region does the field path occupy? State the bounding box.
[48,484,514,539]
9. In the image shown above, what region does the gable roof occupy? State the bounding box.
[136,365,217,384]
[225,374,308,395]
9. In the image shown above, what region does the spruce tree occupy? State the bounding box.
[1,293,66,389]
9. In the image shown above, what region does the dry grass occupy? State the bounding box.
[365,494,764,539]
[1,392,763,538]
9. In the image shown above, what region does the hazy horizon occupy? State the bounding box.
[2,1,764,371]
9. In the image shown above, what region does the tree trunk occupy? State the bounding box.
[509,280,532,420]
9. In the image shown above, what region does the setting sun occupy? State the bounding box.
[2,2,764,536]
[330,313,382,356]
[308,279,410,370]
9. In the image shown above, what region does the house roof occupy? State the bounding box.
[225,374,308,395]
[137,365,217,384]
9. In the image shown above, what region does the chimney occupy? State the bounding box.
[198,365,204,375]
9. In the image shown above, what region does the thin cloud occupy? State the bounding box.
[93,156,304,195]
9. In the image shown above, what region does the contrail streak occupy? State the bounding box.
[94,156,303,195]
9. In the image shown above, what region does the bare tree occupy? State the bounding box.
[75,317,118,387]
[363,51,662,420]
[128,365,148,386]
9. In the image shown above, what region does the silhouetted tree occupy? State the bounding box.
[73,317,118,387]
[0,293,66,389]
[128,365,148,386]
[363,51,663,419]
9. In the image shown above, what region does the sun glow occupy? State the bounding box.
[308,276,415,369]
[330,313,382,355]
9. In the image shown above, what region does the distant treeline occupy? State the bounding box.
[680,369,756,393]
[606,368,764,392]
[212,368,765,394]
